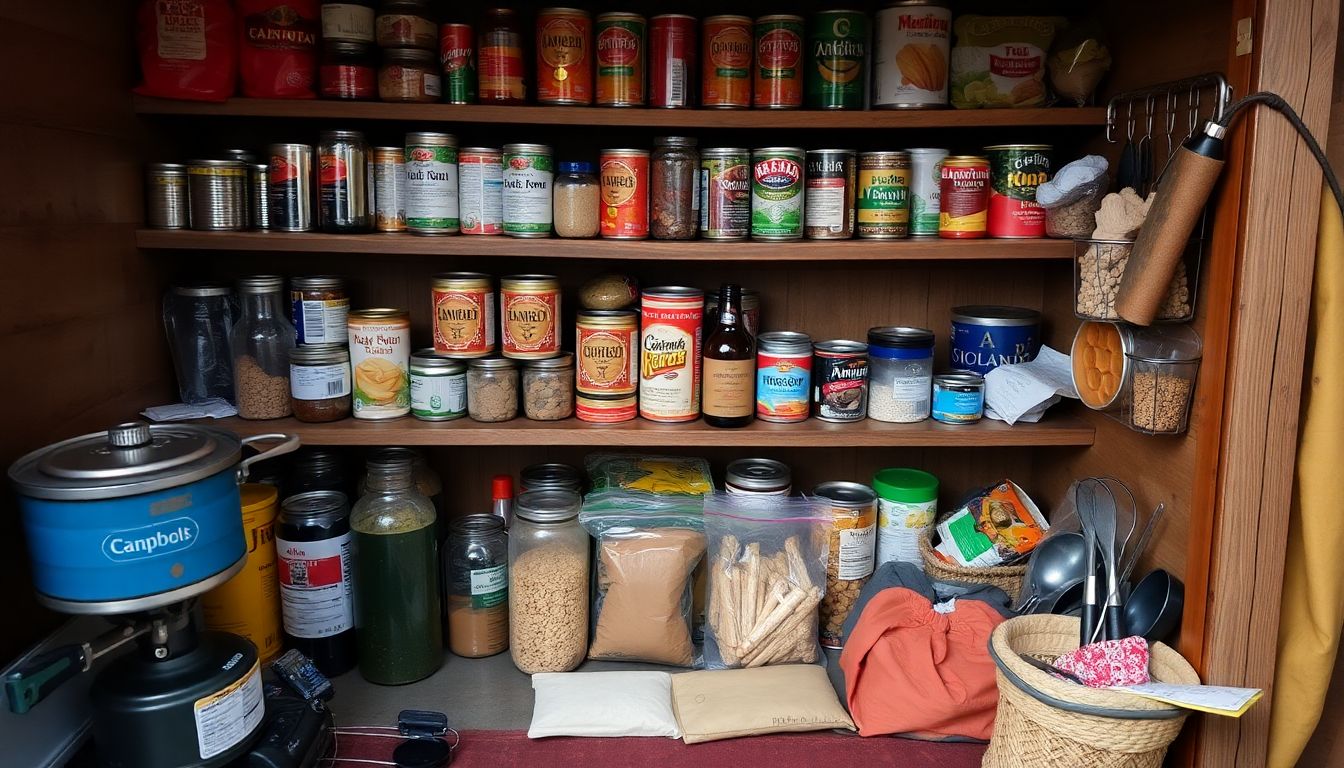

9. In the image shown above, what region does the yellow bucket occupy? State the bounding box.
[201,483,283,663]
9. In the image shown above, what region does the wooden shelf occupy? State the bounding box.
[136,229,1074,261]
[212,414,1094,448]
[133,96,1107,130]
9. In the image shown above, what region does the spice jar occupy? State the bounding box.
[651,136,699,240]
[509,489,588,674]
[866,326,934,423]
[320,41,377,100]
[410,349,467,421]
[375,0,436,49]
[522,353,575,421]
[232,276,297,420]
[289,344,353,423]
[379,48,441,103]
[445,514,509,658]
[553,161,600,238]
[467,357,519,422]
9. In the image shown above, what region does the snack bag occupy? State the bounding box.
[585,454,714,496]
[133,0,236,102]
[950,15,1066,108]
[932,480,1048,567]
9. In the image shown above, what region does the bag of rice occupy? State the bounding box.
[949,15,1066,109]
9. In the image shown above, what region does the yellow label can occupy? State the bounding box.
[201,483,283,663]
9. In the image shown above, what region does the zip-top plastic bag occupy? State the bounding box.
[585,454,714,497]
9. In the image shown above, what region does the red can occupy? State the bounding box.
[649,14,696,108]
[702,15,753,108]
[753,15,804,109]
[439,23,477,104]
[986,144,1052,238]
[537,8,592,105]
[600,149,650,239]
[595,12,646,106]
[938,156,990,239]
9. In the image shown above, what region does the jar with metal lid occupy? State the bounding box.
[380,48,441,102]
[509,489,588,674]
[232,276,297,420]
[872,467,938,567]
[275,489,357,676]
[376,0,436,48]
[291,276,349,346]
[553,161,600,238]
[289,344,352,423]
[445,514,509,658]
[318,130,373,233]
[519,463,584,494]
[725,458,792,496]
[283,448,350,499]
[521,354,575,421]
[467,357,519,422]
[320,40,377,100]
[866,326,935,423]
[651,136,699,240]
[811,481,878,649]
[931,372,984,425]
[163,283,238,405]
[410,349,467,421]
[146,163,188,228]
[187,159,247,231]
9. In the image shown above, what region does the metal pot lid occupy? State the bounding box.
[10,421,242,501]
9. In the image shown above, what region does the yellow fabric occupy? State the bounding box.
[1269,191,1344,768]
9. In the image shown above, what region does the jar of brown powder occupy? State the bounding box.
[522,354,575,421]
[467,357,519,422]
[445,514,509,658]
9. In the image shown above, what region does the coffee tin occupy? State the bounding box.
[372,146,405,233]
[577,310,638,396]
[986,144,1052,238]
[595,12,646,106]
[807,10,867,109]
[872,1,951,108]
[751,147,805,240]
[813,340,869,422]
[756,331,813,423]
[649,14,696,108]
[949,305,1041,375]
[753,15,804,109]
[459,147,504,235]
[537,8,592,105]
[432,272,496,357]
[702,15,752,108]
[600,149,650,239]
[639,287,704,422]
[908,147,948,236]
[938,156,990,239]
[857,151,911,239]
[700,148,752,240]
[805,149,856,239]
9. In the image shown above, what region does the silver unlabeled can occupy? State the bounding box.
[372,146,406,233]
[266,144,314,232]
[248,163,270,230]
[405,132,460,235]
[145,163,188,229]
[187,159,247,231]
[907,147,948,237]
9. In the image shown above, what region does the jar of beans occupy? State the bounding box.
[651,136,698,240]
[522,354,575,421]
[232,276,296,420]
[467,357,519,422]
[289,343,353,423]
[866,326,934,423]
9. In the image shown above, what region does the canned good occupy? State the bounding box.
[520,463,585,493]
[812,481,878,648]
[289,343,353,423]
[187,159,247,231]
[939,156,990,239]
[348,308,411,419]
[432,272,496,357]
[405,132,460,234]
[440,23,477,104]
[873,467,938,566]
[459,147,504,235]
[537,8,592,105]
[649,14,696,108]
[478,8,525,103]
[410,349,468,421]
[577,310,638,396]
[813,340,869,422]
[908,147,948,237]
[808,10,867,109]
[595,12,645,106]
[873,1,952,108]
[247,163,270,230]
[931,372,985,424]
[267,144,314,232]
[702,15,752,108]
[751,147,805,240]
[986,144,1052,238]
[600,149,650,239]
[857,151,911,239]
[949,305,1041,375]
[502,144,553,237]
[372,146,406,233]
[704,288,760,338]
[867,326,935,423]
[576,393,637,423]
[201,483,283,663]
[639,287,704,422]
[754,15,804,109]
[725,458,792,496]
[322,3,375,43]
[318,130,373,233]
[805,149,856,239]
[291,276,349,345]
[500,274,561,358]
[756,331,812,422]
[700,148,752,240]
[146,163,188,229]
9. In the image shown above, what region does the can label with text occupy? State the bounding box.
[650,14,696,107]
[873,3,951,108]
[577,393,638,423]
[908,148,948,236]
[201,485,282,663]
[596,13,645,106]
[372,147,405,232]
[857,151,911,239]
[987,144,1051,238]
[753,15,804,109]
[813,341,869,421]
[751,148,804,240]
[502,145,553,237]
[500,276,561,358]
[702,15,752,108]
[348,309,411,419]
[939,156,990,239]
[700,149,752,239]
[537,8,592,105]
[405,136,459,234]
[459,148,503,235]
[757,349,812,422]
[639,288,703,422]
[600,149,650,239]
[577,310,638,395]
[439,23,477,104]
[808,10,867,109]
[805,149,856,239]
[432,274,496,357]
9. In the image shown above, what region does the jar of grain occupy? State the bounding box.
[289,343,352,423]
[521,353,575,421]
[508,489,588,674]
[466,357,519,422]
[866,326,934,423]
[552,161,599,238]
[232,276,297,420]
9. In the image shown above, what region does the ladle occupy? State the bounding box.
[1014,532,1089,614]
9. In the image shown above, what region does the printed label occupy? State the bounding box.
[470,564,508,608]
[873,7,951,106]
[194,661,264,760]
[502,153,554,233]
[502,291,558,353]
[373,156,405,231]
[102,517,199,562]
[405,145,459,230]
[756,352,811,422]
[857,166,911,233]
[459,153,503,234]
[321,3,375,42]
[411,371,467,418]
[702,357,755,417]
[877,497,938,565]
[292,296,349,344]
[348,322,410,417]
[290,362,351,401]
[277,534,354,638]
[751,155,804,237]
[838,522,877,580]
[578,328,634,393]
[808,12,867,108]
[433,288,494,353]
[157,0,208,60]
[638,304,702,421]
[805,177,846,231]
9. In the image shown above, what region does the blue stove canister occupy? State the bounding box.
[949,305,1042,376]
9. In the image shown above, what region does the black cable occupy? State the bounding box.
[1216,91,1344,214]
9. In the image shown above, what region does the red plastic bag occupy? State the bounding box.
[134,0,236,102]
[238,1,320,99]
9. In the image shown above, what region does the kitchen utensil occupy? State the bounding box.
[1020,654,1085,685]
[1124,569,1185,642]
[1074,480,1102,645]
[1091,483,1124,642]
[1014,532,1089,613]
[1117,102,1138,190]
[1033,579,1085,616]
[1121,503,1166,587]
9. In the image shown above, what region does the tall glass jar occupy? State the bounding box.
[163,283,238,404]
[508,490,588,674]
[231,276,297,420]
[445,514,509,658]
[351,454,443,684]
[651,136,699,240]
[552,161,600,238]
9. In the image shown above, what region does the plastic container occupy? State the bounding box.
[866,326,935,423]
[1071,322,1202,435]
[872,468,939,567]
[163,283,238,405]
[508,490,588,674]
[1074,238,1197,322]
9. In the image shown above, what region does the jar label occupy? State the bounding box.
[469,564,508,608]
[459,153,504,234]
[405,144,459,230]
[276,533,355,639]
[293,296,350,345]
[290,362,352,401]
[411,371,467,419]
[837,520,877,580]
[638,301,702,421]
[876,497,937,565]
[321,4,375,43]
[193,662,264,760]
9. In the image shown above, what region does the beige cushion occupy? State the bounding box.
[671,665,856,744]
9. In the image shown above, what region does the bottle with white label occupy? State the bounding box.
[276,490,357,676]
[444,513,509,658]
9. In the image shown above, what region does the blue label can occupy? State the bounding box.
[756,331,813,422]
[949,305,1041,376]
[932,372,985,424]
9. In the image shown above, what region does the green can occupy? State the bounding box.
[751,147,805,240]
[807,10,868,110]
[856,151,911,239]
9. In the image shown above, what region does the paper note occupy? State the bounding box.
[984,346,1080,425]
[143,399,238,421]
[1109,682,1264,717]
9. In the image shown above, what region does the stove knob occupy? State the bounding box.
[107,422,153,449]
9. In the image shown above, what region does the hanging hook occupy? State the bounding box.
[1187,86,1200,139]
[1105,98,1118,143]
[1144,94,1156,140]
[1126,99,1136,142]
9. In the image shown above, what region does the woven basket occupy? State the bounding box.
[982,615,1200,768]
[918,530,1026,602]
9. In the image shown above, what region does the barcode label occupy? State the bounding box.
[326,378,345,396]
[668,60,685,106]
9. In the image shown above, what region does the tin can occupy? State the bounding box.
[751,147,805,240]
[938,156,990,239]
[705,288,760,338]
[639,287,704,422]
[813,340,869,422]
[432,272,496,357]
[595,12,645,106]
[702,15,752,108]
[908,147,948,237]
[700,148,751,240]
[577,310,638,396]
[372,146,406,233]
[805,149,856,239]
[754,15,804,109]
[201,483,283,664]
[266,145,314,232]
[537,8,592,105]
[478,8,525,103]
[500,275,561,358]
[502,143,553,237]
[650,14,696,108]
[459,147,504,235]
[931,372,985,424]
[347,308,411,419]
[248,163,270,230]
[410,349,468,421]
[318,130,373,234]
[756,331,812,422]
[873,1,951,108]
[187,159,247,231]
[146,163,189,229]
[577,393,637,423]
[857,151,911,239]
[405,132,460,234]
[986,144,1052,238]
[949,305,1041,375]
[440,23,477,104]
[812,481,877,648]
[600,149,650,239]
[808,10,867,109]
[291,276,350,345]
[725,458,792,496]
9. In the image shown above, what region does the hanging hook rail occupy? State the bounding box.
[1104,73,1232,145]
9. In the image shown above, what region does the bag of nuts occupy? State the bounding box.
[811,482,879,649]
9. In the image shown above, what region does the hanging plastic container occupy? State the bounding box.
[1071,322,1202,435]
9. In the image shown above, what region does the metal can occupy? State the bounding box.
[808,10,867,109]
[705,288,761,338]
[639,286,703,422]
[577,310,638,396]
[432,272,496,357]
[873,1,951,108]
[537,8,592,105]
[459,147,504,235]
[595,12,645,106]
[949,305,1041,375]
[813,340,869,422]
[201,483,283,664]
[405,132,460,235]
[986,144,1052,238]
[266,144,314,232]
[931,372,985,424]
[500,274,561,358]
[649,14,696,108]
[756,331,812,422]
[753,15,804,108]
[725,458,792,496]
[187,159,247,231]
[347,308,411,419]
[410,349,468,421]
[600,149,650,239]
[805,149,856,239]
[520,463,585,493]
[372,146,406,233]
[751,147,805,240]
[701,15,752,108]
[276,490,356,672]
[291,276,350,345]
[857,151,912,239]
[576,393,638,423]
[908,147,948,237]
[146,162,188,229]
[478,8,525,103]
[700,148,751,240]
[812,481,878,648]
[439,22,477,104]
[938,156,990,239]
[318,130,373,233]
[501,143,553,237]
[248,163,270,230]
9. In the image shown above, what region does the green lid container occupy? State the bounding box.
[872,468,938,503]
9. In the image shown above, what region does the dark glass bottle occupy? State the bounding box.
[702,283,756,428]
[275,490,358,676]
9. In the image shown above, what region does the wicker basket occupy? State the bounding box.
[983,615,1200,768]
[918,530,1026,602]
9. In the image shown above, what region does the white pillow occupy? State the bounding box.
[527,671,682,739]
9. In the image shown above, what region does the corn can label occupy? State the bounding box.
[501,287,559,357]
[578,327,636,395]
[856,153,911,238]
[439,23,477,104]
[987,145,1051,238]
[751,150,804,239]
[595,15,645,105]
[600,151,650,239]
[702,17,752,107]
[807,11,867,109]
[753,16,803,108]
[433,286,496,356]
[348,317,411,418]
[872,4,951,107]
[939,159,990,238]
[756,351,811,422]
[537,10,592,104]
[639,292,703,422]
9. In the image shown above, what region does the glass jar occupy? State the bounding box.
[508,489,588,673]
[289,344,352,423]
[283,448,350,499]
[275,489,358,676]
[519,462,584,494]
[290,275,349,346]
[357,447,443,501]
[651,136,699,240]
[522,353,575,421]
[231,276,297,420]
[163,283,238,405]
[351,454,442,685]
[379,48,441,103]
[375,0,436,48]
[320,41,377,100]
[445,514,509,658]
[318,130,374,233]
[553,161,600,238]
[467,358,519,422]
[866,326,935,423]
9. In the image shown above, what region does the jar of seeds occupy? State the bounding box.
[467,357,519,422]
[232,276,296,419]
[522,354,575,421]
